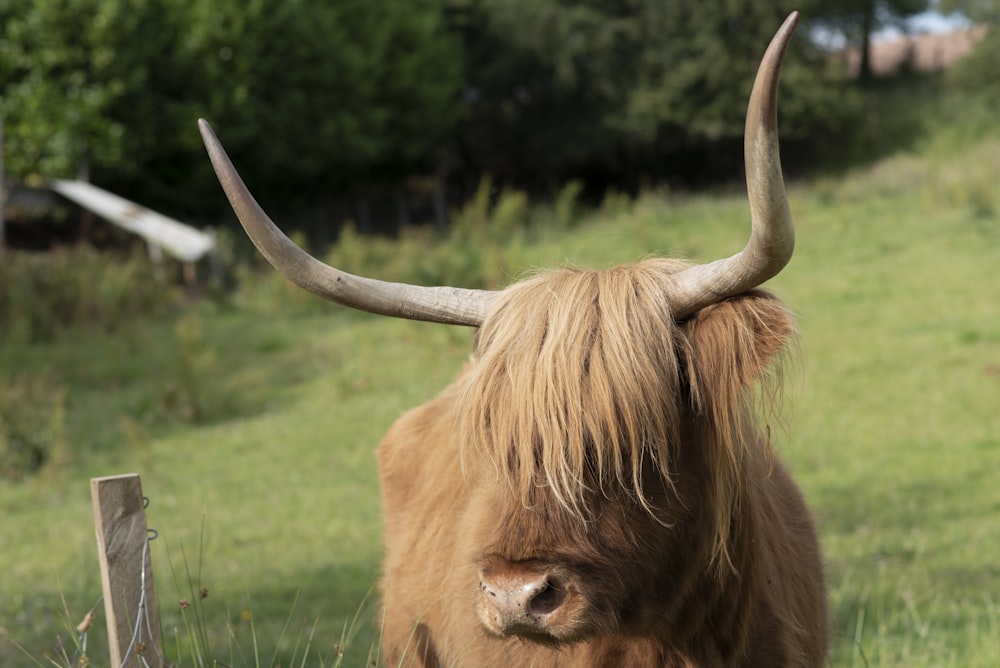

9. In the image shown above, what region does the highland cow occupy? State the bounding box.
[199,11,827,666]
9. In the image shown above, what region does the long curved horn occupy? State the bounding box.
[198,119,498,327]
[668,12,798,319]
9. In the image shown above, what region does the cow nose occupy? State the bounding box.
[476,566,568,636]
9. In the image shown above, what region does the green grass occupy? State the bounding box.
[786,154,1000,666]
[3,134,1000,665]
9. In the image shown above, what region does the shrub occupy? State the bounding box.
[0,246,178,343]
[0,373,67,480]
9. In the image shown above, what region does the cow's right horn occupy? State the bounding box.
[198,119,498,327]
[667,12,799,319]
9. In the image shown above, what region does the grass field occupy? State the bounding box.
[2,129,1000,665]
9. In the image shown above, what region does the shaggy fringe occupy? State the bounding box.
[458,258,794,572]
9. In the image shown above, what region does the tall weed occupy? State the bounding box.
[554,179,585,229]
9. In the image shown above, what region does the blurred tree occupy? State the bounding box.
[0,0,183,180]
[447,0,856,192]
[181,0,463,212]
[0,0,463,215]
[0,0,874,226]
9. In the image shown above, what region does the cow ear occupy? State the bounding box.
[680,290,795,409]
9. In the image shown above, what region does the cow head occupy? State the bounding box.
[199,12,800,649]
[458,268,794,643]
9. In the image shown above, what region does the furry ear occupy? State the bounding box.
[680,290,795,414]
[677,290,796,574]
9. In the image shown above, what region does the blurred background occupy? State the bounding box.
[0,0,991,241]
[2,1,999,666]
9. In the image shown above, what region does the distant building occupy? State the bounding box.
[839,26,988,78]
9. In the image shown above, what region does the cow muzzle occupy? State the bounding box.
[475,558,584,641]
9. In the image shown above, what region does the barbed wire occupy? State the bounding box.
[117,495,163,668]
[69,529,161,667]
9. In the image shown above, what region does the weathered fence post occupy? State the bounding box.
[91,473,164,668]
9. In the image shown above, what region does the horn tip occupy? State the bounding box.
[775,12,800,47]
[197,118,217,143]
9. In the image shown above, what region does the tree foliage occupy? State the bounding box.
[450,0,856,190]
[0,0,182,179]
[1,0,870,221]
[181,0,462,207]
[0,0,463,214]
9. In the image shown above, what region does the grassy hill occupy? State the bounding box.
[2,95,999,665]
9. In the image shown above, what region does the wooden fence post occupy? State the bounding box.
[91,473,163,668]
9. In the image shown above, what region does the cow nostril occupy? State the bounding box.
[528,579,566,616]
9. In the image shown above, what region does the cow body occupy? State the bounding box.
[377,264,827,666]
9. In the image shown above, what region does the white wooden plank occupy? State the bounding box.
[51,179,215,262]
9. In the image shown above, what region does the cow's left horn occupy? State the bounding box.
[668,12,799,319]
[198,119,498,327]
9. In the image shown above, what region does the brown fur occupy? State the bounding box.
[377,259,827,666]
